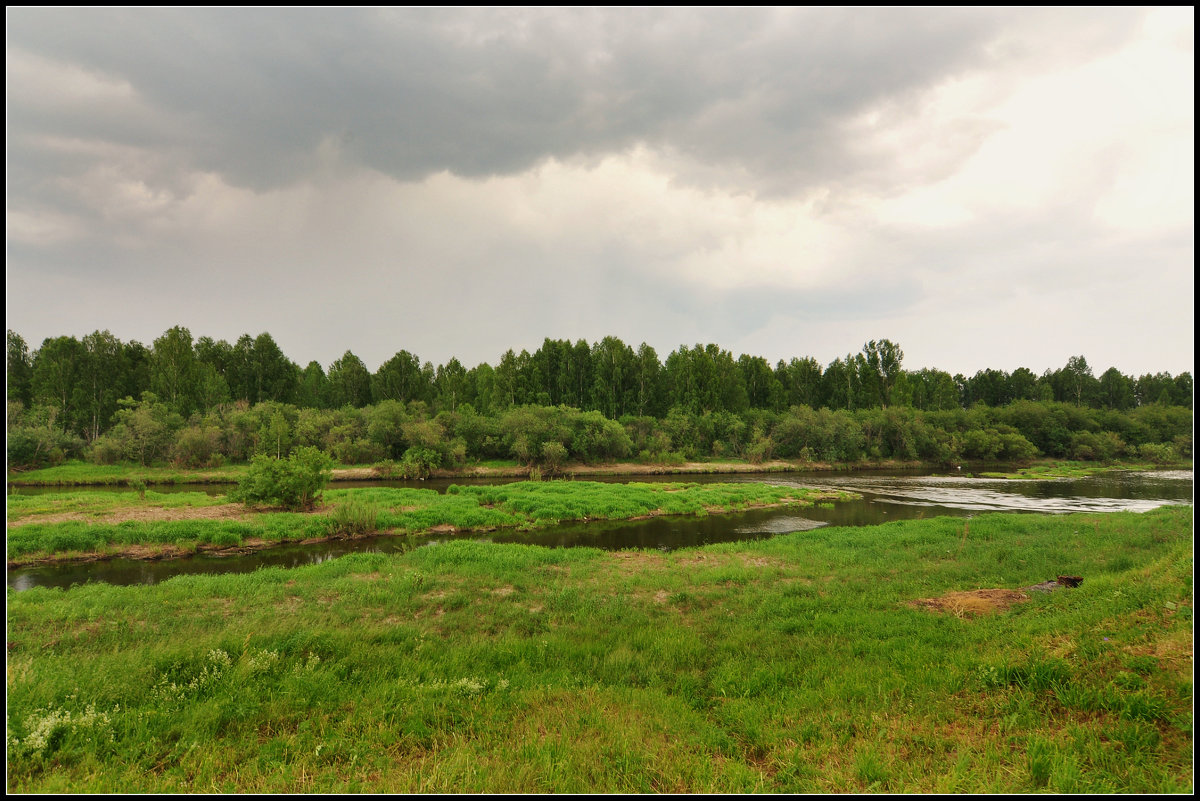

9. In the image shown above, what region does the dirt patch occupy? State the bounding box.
[10,503,252,527]
[331,467,378,480]
[418,459,910,480]
[608,551,667,573]
[276,596,304,613]
[909,588,1030,618]
[120,543,196,561]
[738,555,785,569]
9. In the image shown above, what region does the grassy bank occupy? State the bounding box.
[6,506,1191,792]
[11,457,1190,488]
[975,461,1185,480]
[6,481,847,566]
[7,462,250,487]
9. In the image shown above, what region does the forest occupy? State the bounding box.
[6,328,1193,473]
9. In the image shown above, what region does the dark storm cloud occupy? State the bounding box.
[7,7,1142,197]
[6,7,1190,376]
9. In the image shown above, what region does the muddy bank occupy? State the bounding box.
[6,458,928,488]
[344,458,926,481]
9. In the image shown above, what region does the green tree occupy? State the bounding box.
[493,350,521,410]
[777,357,823,409]
[296,361,330,409]
[665,344,747,414]
[738,354,782,411]
[374,350,432,405]
[150,326,198,416]
[591,336,636,419]
[249,332,299,404]
[76,330,128,441]
[1098,367,1136,411]
[632,343,665,418]
[856,340,904,408]
[1008,367,1039,401]
[821,356,856,411]
[435,358,468,412]
[328,351,373,408]
[1053,356,1099,407]
[7,330,33,407]
[909,368,959,411]
[194,362,231,411]
[466,362,496,415]
[122,340,152,402]
[31,335,84,433]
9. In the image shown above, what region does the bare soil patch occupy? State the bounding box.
[331,467,378,480]
[909,588,1030,617]
[11,503,251,527]
[608,551,667,573]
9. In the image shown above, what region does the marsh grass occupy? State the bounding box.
[976,460,1176,480]
[5,506,1191,792]
[7,481,843,563]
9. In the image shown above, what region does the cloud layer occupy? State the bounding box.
[6,8,1193,375]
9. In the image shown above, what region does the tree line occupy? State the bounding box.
[6,328,1193,470]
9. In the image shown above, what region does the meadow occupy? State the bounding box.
[6,506,1192,792]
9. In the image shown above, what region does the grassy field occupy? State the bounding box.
[6,506,1192,792]
[6,481,846,565]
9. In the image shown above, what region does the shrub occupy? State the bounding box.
[8,425,84,469]
[399,446,441,479]
[1137,442,1178,465]
[332,437,387,466]
[231,446,333,510]
[172,425,223,468]
[323,500,380,538]
[541,441,568,474]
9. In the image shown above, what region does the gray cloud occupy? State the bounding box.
[8,8,1143,197]
[5,8,1191,376]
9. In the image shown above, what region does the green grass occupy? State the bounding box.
[6,506,1192,792]
[8,461,249,487]
[6,481,847,564]
[976,460,1185,480]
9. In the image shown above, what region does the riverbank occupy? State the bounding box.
[9,457,1186,488]
[6,481,851,568]
[6,506,1192,792]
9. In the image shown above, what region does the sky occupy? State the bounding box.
[6,7,1194,377]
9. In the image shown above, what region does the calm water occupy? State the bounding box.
[7,469,1192,592]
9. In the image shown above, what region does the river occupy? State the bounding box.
[6,469,1192,592]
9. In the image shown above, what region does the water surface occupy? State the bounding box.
[7,469,1191,592]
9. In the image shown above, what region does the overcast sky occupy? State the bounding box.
[6,7,1194,377]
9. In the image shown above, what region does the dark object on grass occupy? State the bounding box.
[1024,575,1084,594]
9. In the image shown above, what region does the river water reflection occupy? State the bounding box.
[7,469,1191,592]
